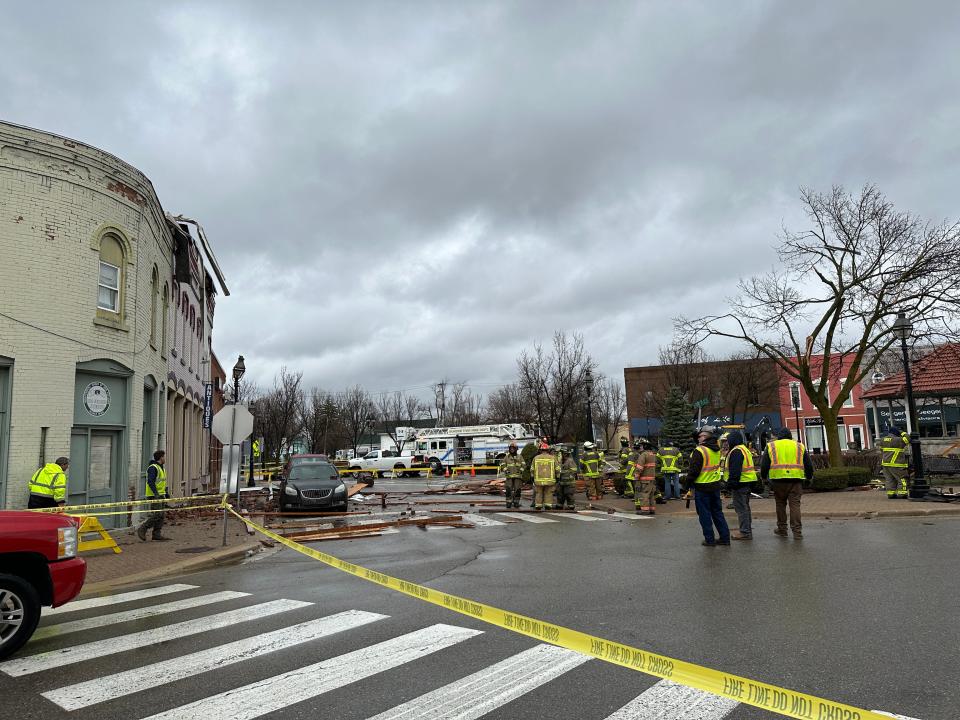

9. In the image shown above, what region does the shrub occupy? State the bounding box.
[808,466,873,491]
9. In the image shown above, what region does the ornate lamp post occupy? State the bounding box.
[232,355,245,405]
[891,314,928,499]
[584,368,595,443]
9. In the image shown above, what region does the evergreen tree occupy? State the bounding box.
[660,386,695,455]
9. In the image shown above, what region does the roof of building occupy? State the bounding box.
[861,343,960,400]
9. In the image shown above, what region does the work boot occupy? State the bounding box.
[792,531,803,539]
[774,528,788,537]
[136,526,147,542]
[731,531,751,540]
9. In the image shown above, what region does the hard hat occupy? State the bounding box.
[698,425,718,438]
[508,442,518,449]
[583,441,594,449]
[632,438,643,448]
[539,442,550,451]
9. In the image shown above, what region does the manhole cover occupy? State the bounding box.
[175,546,215,554]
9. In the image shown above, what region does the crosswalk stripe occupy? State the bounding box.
[582,510,654,521]
[547,512,602,521]
[365,643,589,719]
[141,623,484,720]
[43,584,199,616]
[603,679,739,719]
[461,514,506,527]
[33,590,250,642]
[0,598,311,677]
[497,512,558,524]
[42,609,388,711]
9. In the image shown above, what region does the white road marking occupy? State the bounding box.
[604,679,739,719]
[0,598,311,676]
[33,590,250,641]
[547,512,602,521]
[42,609,387,711]
[43,584,198,616]
[141,623,484,720]
[461,514,506,527]
[366,643,589,719]
[876,712,924,719]
[498,512,558,524]
[582,510,654,521]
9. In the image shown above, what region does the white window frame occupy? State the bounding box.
[789,382,802,411]
[812,379,830,405]
[839,378,854,408]
[97,261,120,312]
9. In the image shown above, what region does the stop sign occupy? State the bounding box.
[211,405,254,445]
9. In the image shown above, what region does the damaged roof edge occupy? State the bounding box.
[167,213,230,297]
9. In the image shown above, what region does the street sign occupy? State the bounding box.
[202,383,213,429]
[212,405,254,444]
[693,398,710,409]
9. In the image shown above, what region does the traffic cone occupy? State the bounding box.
[471,466,476,477]
[444,467,450,478]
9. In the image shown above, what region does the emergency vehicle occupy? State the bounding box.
[392,423,540,473]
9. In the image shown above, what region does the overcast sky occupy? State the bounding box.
[3,1,959,399]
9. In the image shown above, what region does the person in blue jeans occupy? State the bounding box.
[683,426,730,546]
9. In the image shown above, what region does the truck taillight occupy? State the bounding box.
[58,526,78,559]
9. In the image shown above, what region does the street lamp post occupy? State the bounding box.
[891,314,928,499]
[231,355,246,507]
[584,368,595,443]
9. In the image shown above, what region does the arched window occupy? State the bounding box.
[161,283,169,358]
[149,266,159,348]
[97,235,124,314]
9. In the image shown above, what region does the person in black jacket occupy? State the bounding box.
[683,426,730,546]
[724,430,755,540]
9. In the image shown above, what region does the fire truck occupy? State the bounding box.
[393,423,540,474]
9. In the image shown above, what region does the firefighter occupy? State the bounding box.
[580,441,603,500]
[623,438,643,499]
[557,446,578,510]
[614,437,631,497]
[27,457,69,509]
[500,442,525,508]
[634,438,658,515]
[657,443,683,500]
[532,443,559,510]
[879,425,911,499]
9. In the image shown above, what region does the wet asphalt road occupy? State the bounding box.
[3,510,956,720]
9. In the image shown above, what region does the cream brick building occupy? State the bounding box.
[0,120,199,514]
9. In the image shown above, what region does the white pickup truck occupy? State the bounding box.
[347,449,428,479]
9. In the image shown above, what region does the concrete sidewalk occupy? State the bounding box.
[583,485,960,519]
[78,513,261,596]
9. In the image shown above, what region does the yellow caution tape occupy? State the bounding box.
[65,503,226,519]
[227,507,887,720]
[29,494,227,514]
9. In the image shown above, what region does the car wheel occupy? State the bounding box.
[333,503,349,513]
[393,463,406,478]
[430,458,443,475]
[0,573,41,660]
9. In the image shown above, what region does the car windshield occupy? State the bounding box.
[289,464,339,481]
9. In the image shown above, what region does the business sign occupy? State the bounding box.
[202,383,213,429]
[804,416,846,427]
[83,382,111,417]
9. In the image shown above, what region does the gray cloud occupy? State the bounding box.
[3,0,959,398]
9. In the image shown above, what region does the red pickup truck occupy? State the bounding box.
[0,511,86,659]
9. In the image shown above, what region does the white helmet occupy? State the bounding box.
[583,441,595,449]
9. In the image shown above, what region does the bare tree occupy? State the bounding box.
[713,349,780,424]
[656,340,712,407]
[486,383,535,424]
[257,368,304,460]
[448,383,484,425]
[374,391,428,452]
[591,376,627,449]
[517,331,596,441]
[678,185,960,464]
[340,384,375,455]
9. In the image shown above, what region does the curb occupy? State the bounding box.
[585,500,960,520]
[79,541,262,597]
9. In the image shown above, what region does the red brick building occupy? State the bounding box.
[778,355,872,452]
